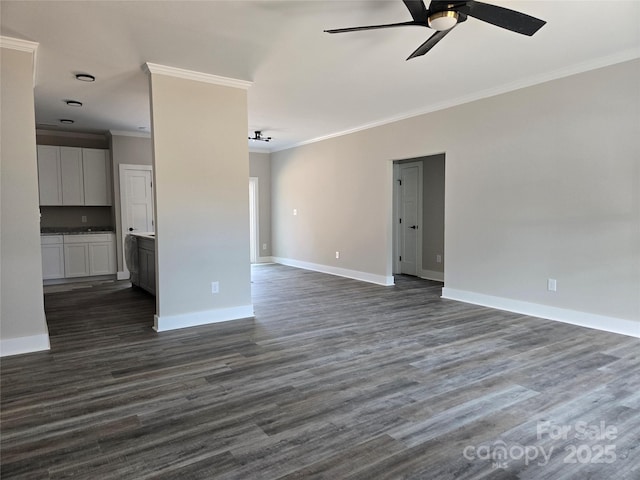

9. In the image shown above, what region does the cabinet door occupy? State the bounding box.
[37,145,62,205]
[64,243,90,277]
[83,149,111,206]
[60,147,84,205]
[88,242,116,275]
[145,249,156,295]
[41,244,65,279]
[137,247,156,294]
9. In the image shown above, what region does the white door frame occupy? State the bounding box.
[393,161,424,276]
[119,164,154,279]
[249,177,259,264]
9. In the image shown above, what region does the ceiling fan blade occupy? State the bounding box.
[466,1,546,36]
[406,28,453,60]
[325,21,422,34]
[402,0,429,23]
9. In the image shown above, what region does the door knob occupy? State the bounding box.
[410,225,418,230]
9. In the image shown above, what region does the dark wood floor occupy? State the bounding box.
[1,264,639,479]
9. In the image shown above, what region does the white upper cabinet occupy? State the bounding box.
[37,145,63,205]
[83,149,111,206]
[37,146,112,206]
[60,147,84,205]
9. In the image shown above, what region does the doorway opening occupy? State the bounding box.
[249,177,259,264]
[393,154,445,282]
[119,164,154,279]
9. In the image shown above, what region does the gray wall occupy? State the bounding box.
[422,154,445,274]
[271,59,640,324]
[249,151,272,258]
[1,44,50,354]
[110,134,153,272]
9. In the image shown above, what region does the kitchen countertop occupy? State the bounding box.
[41,227,114,235]
[127,232,155,240]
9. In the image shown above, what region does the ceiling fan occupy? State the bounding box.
[324,0,546,60]
[249,131,271,142]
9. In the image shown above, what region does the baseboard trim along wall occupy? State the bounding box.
[117,271,130,281]
[273,257,394,286]
[153,304,255,332]
[0,333,51,357]
[441,287,640,338]
[421,269,444,282]
[257,256,274,264]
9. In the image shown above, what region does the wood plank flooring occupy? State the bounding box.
[1,264,639,479]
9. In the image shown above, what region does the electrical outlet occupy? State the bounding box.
[211,281,219,294]
[81,215,87,223]
[335,251,340,259]
[547,278,557,292]
[436,254,442,263]
[262,243,267,251]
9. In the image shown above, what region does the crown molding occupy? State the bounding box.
[110,130,151,139]
[273,49,640,153]
[1,36,39,84]
[36,128,108,140]
[143,62,252,90]
[249,145,272,154]
[0,36,38,53]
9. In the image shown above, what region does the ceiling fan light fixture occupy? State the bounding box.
[428,10,459,31]
[249,131,271,142]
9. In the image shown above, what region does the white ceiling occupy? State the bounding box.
[2,1,639,151]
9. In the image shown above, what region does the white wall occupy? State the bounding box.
[148,68,252,331]
[271,59,640,334]
[0,40,50,356]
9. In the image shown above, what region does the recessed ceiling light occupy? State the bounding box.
[65,100,83,107]
[60,119,74,124]
[75,74,95,82]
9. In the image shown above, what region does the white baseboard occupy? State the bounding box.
[420,269,444,282]
[256,256,274,264]
[441,287,640,338]
[0,333,50,357]
[273,257,394,286]
[117,271,130,280]
[154,304,254,332]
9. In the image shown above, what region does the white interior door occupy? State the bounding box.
[121,166,154,235]
[119,165,154,278]
[398,162,423,276]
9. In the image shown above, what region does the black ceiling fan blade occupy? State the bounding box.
[406,28,453,60]
[325,21,422,34]
[466,1,546,36]
[402,0,429,23]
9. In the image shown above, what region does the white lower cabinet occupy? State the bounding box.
[64,243,90,277]
[42,233,116,280]
[88,242,115,275]
[41,235,65,279]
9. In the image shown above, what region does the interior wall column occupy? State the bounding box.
[144,63,253,331]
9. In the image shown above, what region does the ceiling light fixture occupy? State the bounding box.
[59,119,74,124]
[65,100,83,107]
[75,73,95,82]
[428,10,459,31]
[249,131,271,142]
